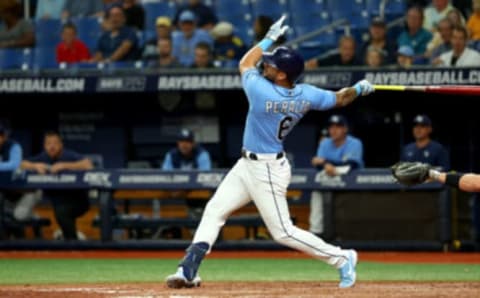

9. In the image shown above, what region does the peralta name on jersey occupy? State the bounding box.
[265,100,311,114]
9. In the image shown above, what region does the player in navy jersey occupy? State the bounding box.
[166,15,375,289]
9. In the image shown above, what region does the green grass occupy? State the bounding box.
[0,259,479,284]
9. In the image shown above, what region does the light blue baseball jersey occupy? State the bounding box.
[317,135,364,168]
[241,68,337,153]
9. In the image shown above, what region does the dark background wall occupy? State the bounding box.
[2,89,479,172]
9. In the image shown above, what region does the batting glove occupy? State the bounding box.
[265,14,289,42]
[353,79,375,96]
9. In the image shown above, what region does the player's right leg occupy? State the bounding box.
[166,159,251,289]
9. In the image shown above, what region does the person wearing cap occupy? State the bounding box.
[396,45,415,68]
[91,4,139,62]
[426,17,454,62]
[309,115,364,239]
[358,17,397,64]
[122,0,145,30]
[305,36,360,69]
[173,0,217,30]
[162,129,212,224]
[397,6,433,56]
[435,25,480,66]
[211,21,247,65]
[142,16,173,60]
[171,10,213,67]
[400,114,450,170]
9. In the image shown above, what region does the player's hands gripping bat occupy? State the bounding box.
[391,162,431,186]
[265,15,289,42]
[353,80,375,96]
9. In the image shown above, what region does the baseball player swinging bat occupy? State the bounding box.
[165,15,375,289]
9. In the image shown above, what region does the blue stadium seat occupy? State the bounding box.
[295,26,336,47]
[290,0,326,13]
[143,1,177,31]
[251,0,288,19]
[0,49,32,70]
[215,0,252,24]
[385,0,406,15]
[291,10,330,28]
[34,19,62,47]
[328,0,365,20]
[72,17,102,52]
[32,47,58,69]
[365,0,381,15]
[349,10,371,30]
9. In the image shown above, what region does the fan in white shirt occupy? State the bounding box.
[435,25,480,66]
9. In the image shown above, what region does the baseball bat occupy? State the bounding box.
[373,85,480,96]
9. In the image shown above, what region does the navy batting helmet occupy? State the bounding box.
[262,46,305,83]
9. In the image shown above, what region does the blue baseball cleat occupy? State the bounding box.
[338,249,358,288]
[166,267,202,289]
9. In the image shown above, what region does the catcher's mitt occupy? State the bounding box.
[391,162,431,186]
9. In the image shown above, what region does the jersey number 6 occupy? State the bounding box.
[278,116,293,141]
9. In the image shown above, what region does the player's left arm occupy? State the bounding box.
[239,15,288,74]
[335,80,375,107]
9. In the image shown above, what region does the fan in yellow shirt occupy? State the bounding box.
[467,0,480,40]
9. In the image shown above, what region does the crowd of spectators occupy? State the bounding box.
[0,0,480,69]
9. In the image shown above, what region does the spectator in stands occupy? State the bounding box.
[401,114,449,170]
[211,21,247,65]
[434,25,480,65]
[123,0,144,30]
[20,131,93,240]
[147,37,180,68]
[447,7,466,26]
[397,6,433,57]
[0,2,35,48]
[172,10,213,67]
[191,42,213,68]
[396,45,415,68]
[309,115,364,239]
[426,18,454,62]
[423,0,456,31]
[91,5,139,62]
[56,23,91,64]
[0,119,20,173]
[173,0,217,30]
[365,46,385,68]
[358,17,397,64]
[62,0,103,19]
[252,15,285,47]
[305,36,359,69]
[162,129,212,221]
[35,0,66,20]
[142,16,173,60]
[467,0,480,40]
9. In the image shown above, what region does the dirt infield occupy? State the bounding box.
[1,281,479,298]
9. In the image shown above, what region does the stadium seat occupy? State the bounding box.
[328,0,365,20]
[385,0,406,15]
[0,49,32,70]
[295,25,336,47]
[251,0,288,19]
[72,17,102,52]
[215,0,252,24]
[365,0,382,15]
[34,19,62,47]
[32,47,58,69]
[143,1,177,31]
[290,0,326,13]
[291,10,330,28]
